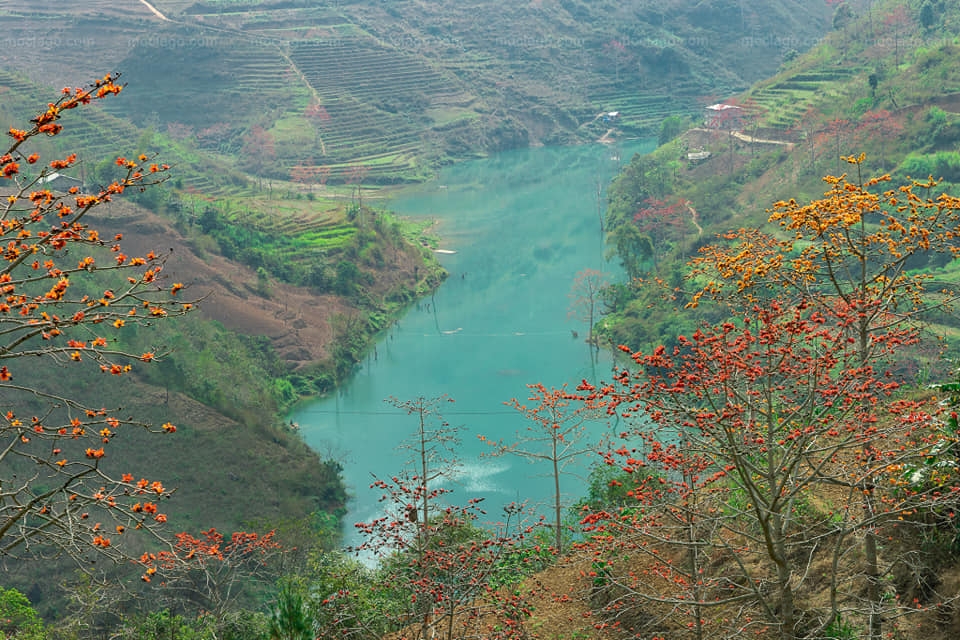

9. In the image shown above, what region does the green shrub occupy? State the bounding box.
[898,151,960,182]
[0,588,44,640]
[823,614,860,639]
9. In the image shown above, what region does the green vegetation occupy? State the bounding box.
[599,0,960,355]
[0,588,45,640]
[0,66,448,386]
[17,0,960,638]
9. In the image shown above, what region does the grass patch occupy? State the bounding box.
[295,226,357,248]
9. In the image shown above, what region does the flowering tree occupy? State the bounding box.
[0,75,193,566]
[196,122,232,150]
[812,117,854,177]
[484,383,599,554]
[318,396,538,640]
[692,158,960,639]
[289,162,331,193]
[855,109,903,169]
[304,102,331,124]
[576,158,960,639]
[883,5,913,66]
[241,125,276,189]
[632,197,690,270]
[139,528,282,635]
[579,299,956,639]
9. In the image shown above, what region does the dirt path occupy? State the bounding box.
[688,127,795,149]
[581,111,605,128]
[686,202,703,237]
[730,130,795,148]
[277,50,328,156]
[137,0,170,21]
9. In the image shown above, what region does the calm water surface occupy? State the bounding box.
[292,141,654,543]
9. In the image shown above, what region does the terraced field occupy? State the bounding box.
[748,66,865,131]
[3,0,833,187]
[145,0,193,14]
[214,195,354,253]
[107,36,297,127]
[587,90,700,134]
[0,69,142,163]
[1,0,153,19]
[0,68,260,202]
[286,38,471,180]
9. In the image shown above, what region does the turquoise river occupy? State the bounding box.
[292,140,655,545]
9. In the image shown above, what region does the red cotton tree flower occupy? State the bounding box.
[0,74,195,566]
[576,156,960,639]
[139,528,283,635]
[320,396,539,640]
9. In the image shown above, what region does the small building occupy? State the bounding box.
[39,172,83,193]
[705,103,744,129]
[602,111,621,124]
[687,150,711,162]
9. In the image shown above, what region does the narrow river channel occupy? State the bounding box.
[292,140,654,546]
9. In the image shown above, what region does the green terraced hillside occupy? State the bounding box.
[1,0,832,184]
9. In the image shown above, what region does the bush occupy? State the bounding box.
[0,588,44,640]
[898,151,960,183]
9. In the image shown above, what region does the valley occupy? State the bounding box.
[8,1,960,639]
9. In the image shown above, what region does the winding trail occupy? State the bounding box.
[689,127,795,149]
[137,0,170,21]
[598,128,616,144]
[686,202,703,237]
[129,0,328,158]
[729,130,795,149]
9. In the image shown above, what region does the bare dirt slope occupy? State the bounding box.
[94,200,352,368]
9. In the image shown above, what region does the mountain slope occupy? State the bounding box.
[601,0,960,357]
[1,0,832,183]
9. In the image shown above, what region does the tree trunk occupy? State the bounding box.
[864,498,882,640]
[776,560,796,640]
[553,435,563,554]
[685,486,704,640]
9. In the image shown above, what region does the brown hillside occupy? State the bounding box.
[91,198,418,369]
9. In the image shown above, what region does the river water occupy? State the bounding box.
[292,140,654,545]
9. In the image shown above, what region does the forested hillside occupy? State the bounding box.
[601,0,960,357]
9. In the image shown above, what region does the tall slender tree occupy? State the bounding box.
[568,269,608,355]
[484,384,599,554]
[344,396,537,639]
